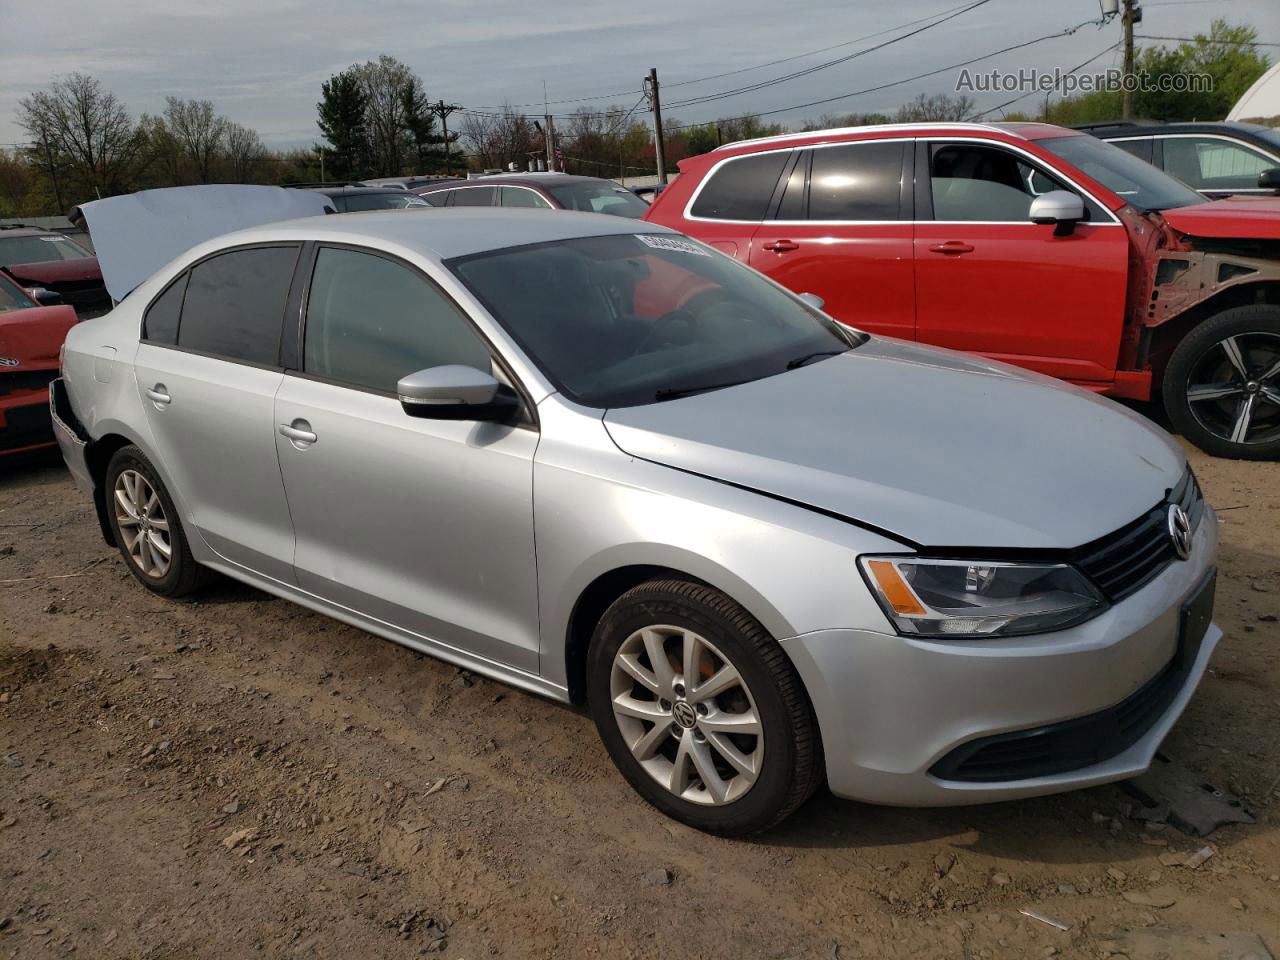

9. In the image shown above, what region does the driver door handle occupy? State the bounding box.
[279,421,317,445]
[762,239,799,252]
[928,241,976,255]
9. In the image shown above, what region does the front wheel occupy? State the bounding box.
[1162,304,1280,460]
[586,579,823,835]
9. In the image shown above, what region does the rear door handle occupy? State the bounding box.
[145,384,171,405]
[927,241,975,255]
[279,421,317,445]
[762,239,799,252]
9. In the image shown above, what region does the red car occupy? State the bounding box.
[645,121,1280,460]
[0,269,79,456]
[0,224,112,319]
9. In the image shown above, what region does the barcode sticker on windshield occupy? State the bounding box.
[637,234,711,257]
[40,236,71,242]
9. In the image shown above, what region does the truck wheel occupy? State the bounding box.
[1163,304,1280,460]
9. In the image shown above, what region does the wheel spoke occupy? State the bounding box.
[640,629,676,695]
[688,662,740,704]
[1186,382,1242,403]
[1261,386,1280,408]
[612,692,668,723]
[1257,357,1280,385]
[699,709,761,737]
[148,516,169,533]
[669,734,693,795]
[629,718,672,760]
[142,492,159,518]
[1230,394,1257,444]
[681,631,704,688]
[148,531,172,560]
[615,652,661,695]
[1220,336,1250,380]
[706,732,758,780]
[114,487,140,521]
[688,735,729,802]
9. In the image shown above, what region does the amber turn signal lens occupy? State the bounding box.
[865,559,927,616]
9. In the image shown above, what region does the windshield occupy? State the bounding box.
[546,181,649,218]
[0,233,92,266]
[0,272,36,312]
[450,233,856,408]
[1035,133,1205,212]
[342,192,430,212]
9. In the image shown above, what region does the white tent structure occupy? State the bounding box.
[1228,62,1280,122]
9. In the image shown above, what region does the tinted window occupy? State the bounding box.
[177,246,299,364]
[0,234,91,265]
[1161,137,1275,191]
[500,186,552,209]
[1034,133,1203,211]
[1110,138,1153,163]
[340,192,430,211]
[450,187,496,207]
[930,144,1104,222]
[773,154,807,220]
[0,273,35,312]
[808,142,903,220]
[690,152,789,221]
[304,248,491,394]
[545,181,648,217]
[420,191,450,207]
[143,273,188,344]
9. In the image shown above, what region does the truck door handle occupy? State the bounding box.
[279,421,317,446]
[928,241,975,255]
[762,239,799,252]
[145,384,171,406]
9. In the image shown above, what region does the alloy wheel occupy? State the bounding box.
[1185,332,1280,447]
[113,469,173,579]
[609,625,763,805]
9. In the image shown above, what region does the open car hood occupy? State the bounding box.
[1161,195,1280,240]
[73,185,334,301]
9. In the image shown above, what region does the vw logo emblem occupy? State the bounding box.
[1167,505,1192,561]
[671,700,698,729]
[0,357,18,367]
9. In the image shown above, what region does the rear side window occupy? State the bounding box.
[142,273,187,344]
[808,142,904,220]
[177,246,299,365]
[501,186,552,209]
[1110,138,1153,163]
[450,187,496,207]
[690,151,789,221]
[303,247,491,394]
[420,191,450,206]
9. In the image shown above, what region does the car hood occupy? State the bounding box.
[602,339,1185,550]
[0,304,78,367]
[4,257,103,287]
[1160,195,1280,239]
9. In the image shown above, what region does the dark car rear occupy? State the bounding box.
[0,226,111,318]
[416,174,650,218]
[306,186,431,213]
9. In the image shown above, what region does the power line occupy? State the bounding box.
[970,40,1122,119]
[1134,34,1280,46]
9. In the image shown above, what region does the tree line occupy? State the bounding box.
[0,21,1269,218]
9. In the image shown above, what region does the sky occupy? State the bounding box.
[1,0,1276,150]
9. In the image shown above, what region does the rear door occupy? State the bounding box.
[683,150,791,261]
[132,244,301,580]
[749,139,915,339]
[912,139,1130,384]
[1157,135,1280,198]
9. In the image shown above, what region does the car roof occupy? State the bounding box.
[1076,120,1277,139]
[309,186,415,198]
[192,208,675,263]
[712,121,1036,153]
[417,174,612,191]
[0,224,62,237]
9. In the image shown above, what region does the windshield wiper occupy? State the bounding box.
[653,378,758,401]
[785,349,846,370]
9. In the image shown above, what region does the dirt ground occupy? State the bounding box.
[1,439,1278,960]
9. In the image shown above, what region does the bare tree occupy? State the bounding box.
[894,93,975,122]
[460,103,537,171]
[163,97,229,183]
[354,55,416,176]
[224,122,266,182]
[17,73,143,201]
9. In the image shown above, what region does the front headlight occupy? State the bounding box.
[859,556,1105,638]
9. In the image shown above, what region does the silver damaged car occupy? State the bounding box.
[52,207,1219,835]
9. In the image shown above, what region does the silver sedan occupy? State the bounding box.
[53,208,1219,834]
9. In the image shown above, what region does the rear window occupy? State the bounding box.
[450,187,496,207]
[0,234,91,266]
[340,192,430,212]
[176,246,299,365]
[545,181,648,218]
[689,152,789,221]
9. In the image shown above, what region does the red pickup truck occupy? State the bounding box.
[0,269,79,456]
[646,121,1280,460]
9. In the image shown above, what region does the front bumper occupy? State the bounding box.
[1,376,58,455]
[782,508,1219,806]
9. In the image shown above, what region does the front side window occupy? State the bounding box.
[0,233,92,266]
[929,143,1105,222]
[688,152,789,221]
[1161,137,1276,191]
[176,246,299,364]
[807,141,904,221]
[500,186,552,209]
[450,187,496,207]
[546,181,648,218]
[303,247,491,394]
[450,232,856,408]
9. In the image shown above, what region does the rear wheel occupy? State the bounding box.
[586,579,822,835]
[1163,304,1280,460]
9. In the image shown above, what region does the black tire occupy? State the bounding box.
[104,445,210,596]
[1162,304,1280,460]
[586,578,823,836]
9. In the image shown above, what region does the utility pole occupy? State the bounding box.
[644,67,667,185]
[544,114,557,172]
[1121,0,1137,120]
[431,101,461,175]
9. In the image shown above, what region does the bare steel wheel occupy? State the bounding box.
[113,469,172,579]
[587,579,822,835]
[104,445,211,597]
[610,625,763,805]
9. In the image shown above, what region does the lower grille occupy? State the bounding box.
[0,369,58,397]
[1,400,54,452]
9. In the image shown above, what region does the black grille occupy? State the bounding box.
[0,369,58,397]
[1073,470,1203,602]
[931,570,1215,784]
[0,399,54,452]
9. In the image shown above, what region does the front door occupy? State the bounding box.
[749,139,916,339]
[273,246,540,672]
[912,140,1130,384]
[132,244,301,581]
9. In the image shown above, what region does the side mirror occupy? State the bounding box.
[30,286,63,306]
[396,365,519,422]
[798,292,825,311]
[1029,190,1086,236]
[1258,168,1280,194]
